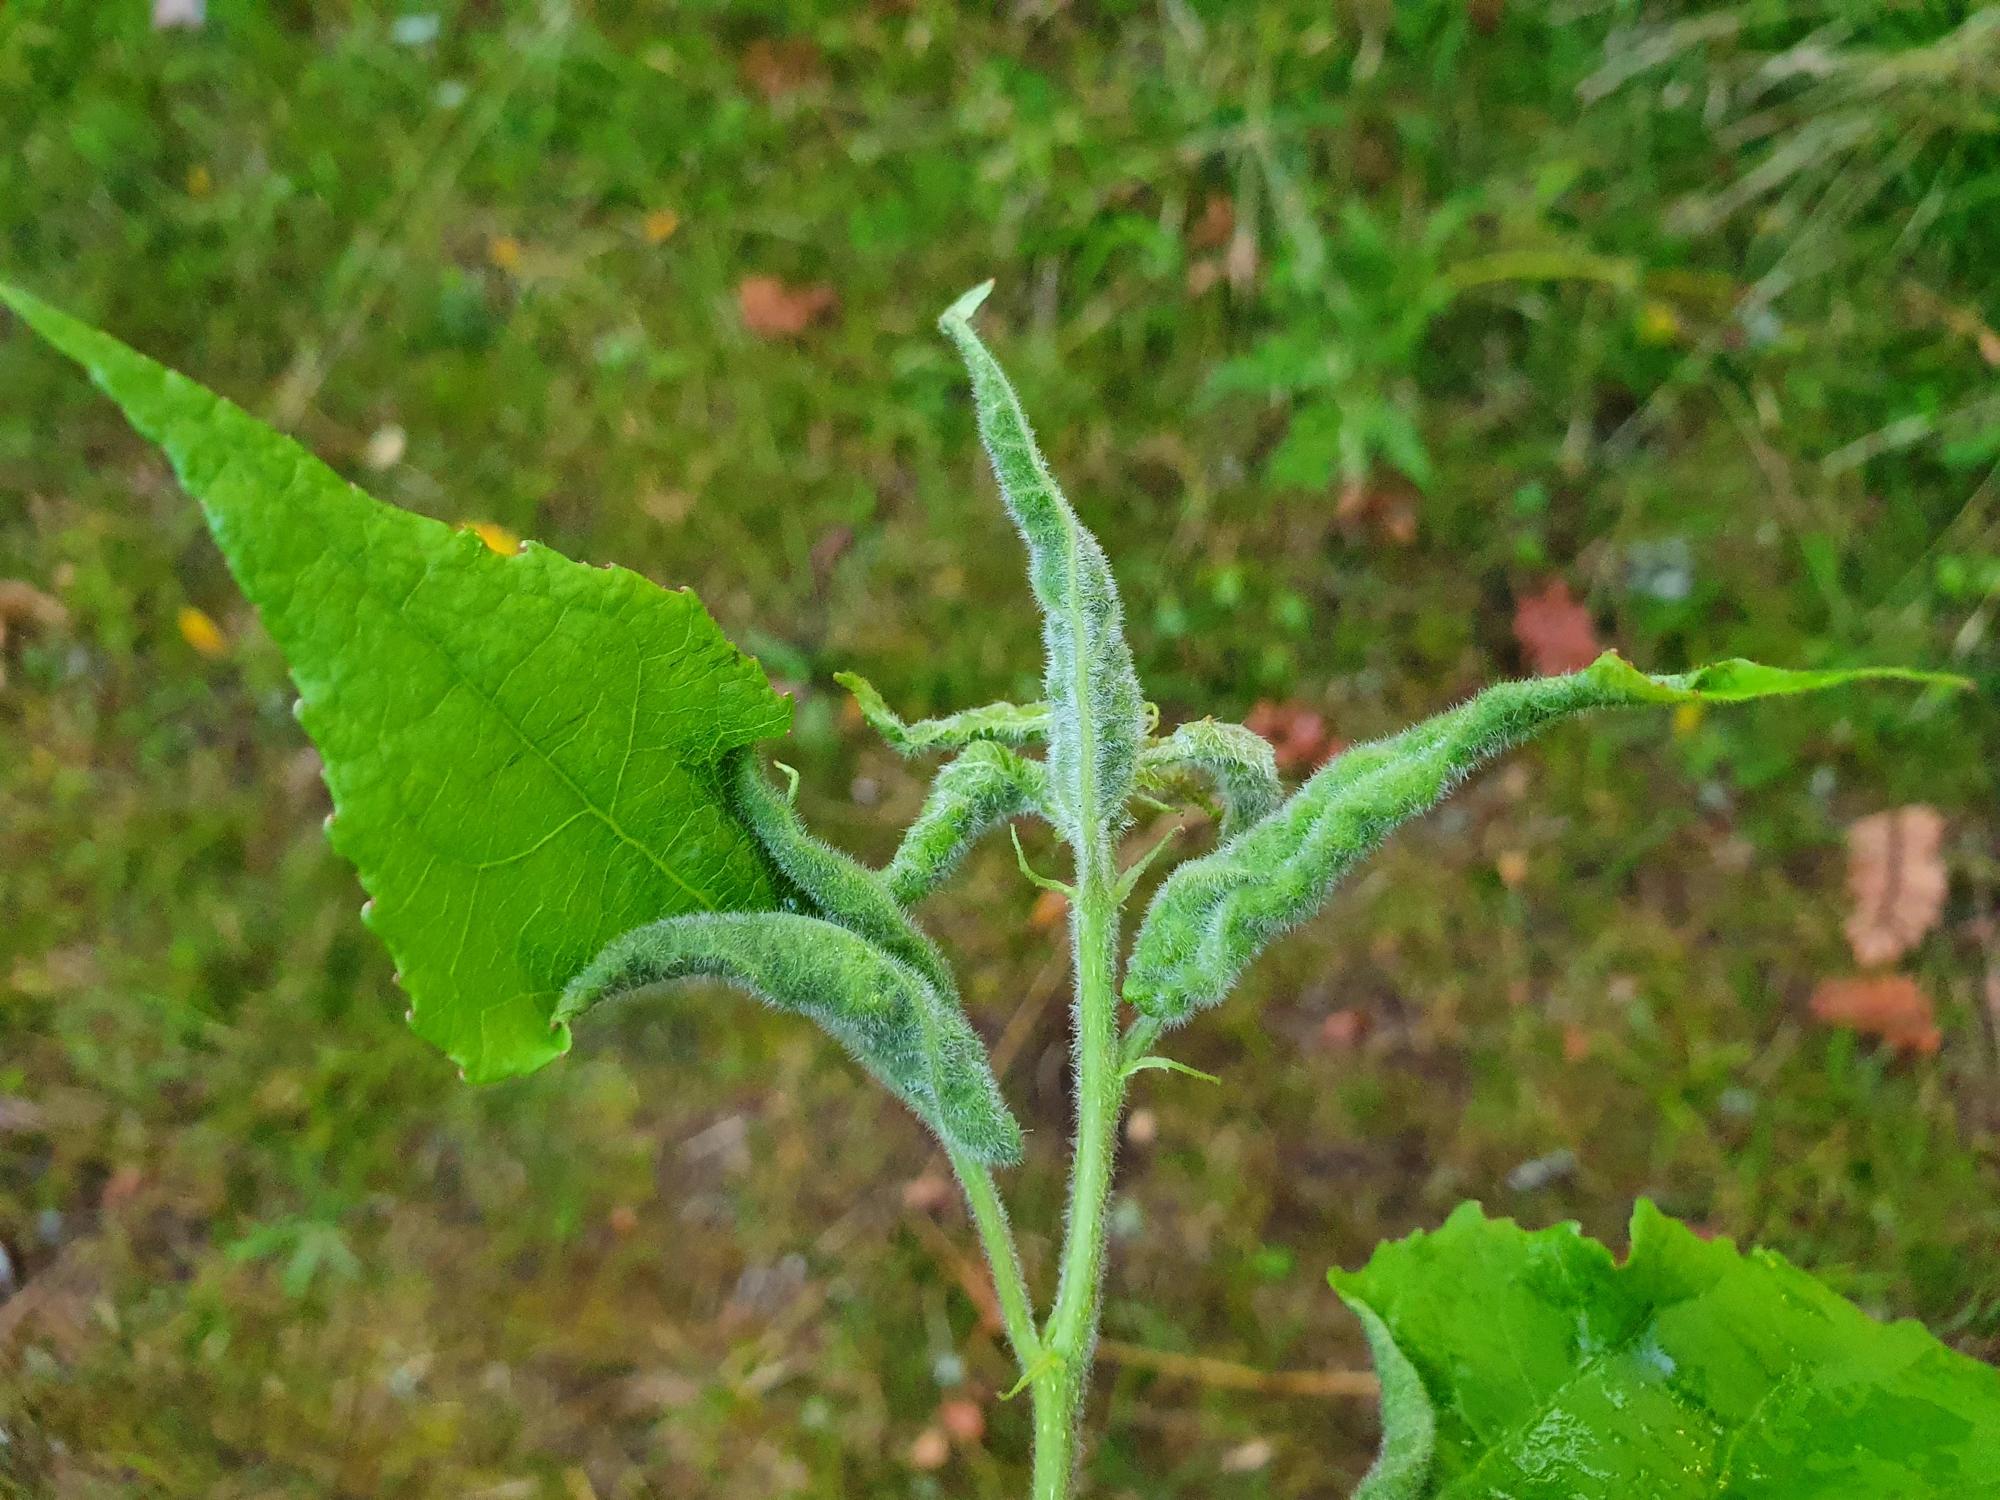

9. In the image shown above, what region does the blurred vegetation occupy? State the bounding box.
[2,1,1998,1495]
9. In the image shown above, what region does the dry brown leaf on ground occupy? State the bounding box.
[1512,578,1600,675]
[739,38,824,102]
[0,579,68,688]
[1809,974,1941,1054]
[1245,699,1346,773]
[1844,805,1948,967]
[1187,192,1235,252]
[738,276,837,339]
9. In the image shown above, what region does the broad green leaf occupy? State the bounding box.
[835,670,1050,755]
[938,283,1147,858]
[884,740,1048,906]
[557,912,1023,1165]
[1333,1201,2000,1498]
[1125,652,1970,1024]
[1,282,789,1083]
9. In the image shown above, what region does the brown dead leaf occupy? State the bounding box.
[0,1096,45,1134]
[1029,886,1070,929]
[1335,481,1419,546]
[1245,700,1345,773]
[939,1398,985,1444]
[0,1238,103,1358]
[1810,974,1940,1053]
[740,37,824,102]
[1844,806,1948,967]
[738,276,838,339]
[1225,224,1259,291]
[0,579,68,684]
[1981,327,2000,368]
[1187,192,1235,252]
[1513,578,1601,676]
[908,1428,950,1471]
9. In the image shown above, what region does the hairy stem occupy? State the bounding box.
[948,1146,1042,1372]
[1031,849,1124,1500]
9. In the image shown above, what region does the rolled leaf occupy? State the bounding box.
[0,281,790,1083]
[885,741,1049,906]
[835,670,1050,755]
[558,912,1023,1165]
[1126,652,1970,1024]
[726,751,957,1000]
[1334,1200,2000,1497]
[938,283,1146,856]
[1139,719,1284,837]
[1342,1299,1435,1500]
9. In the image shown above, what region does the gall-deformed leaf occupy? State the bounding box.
[884,741,1049,906]
[2,281,790,1083]
[1334,1200,2000,1498]
[1126,652,1970,1025]
[938,284,1146,858]
[557,912,1022,1165]
[835,670,1051,756]
[1140,719,1284,837]
[726,751,956,1000]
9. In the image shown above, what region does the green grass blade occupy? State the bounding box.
[1333,1201,2000,1497]
[1,281,790,1082]
[1125,652,1972,1024]
[937,284,1146,853]
[557,912,1023,1165]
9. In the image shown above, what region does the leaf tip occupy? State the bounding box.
[939,280,995,329]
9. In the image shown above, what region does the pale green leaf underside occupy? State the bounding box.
[938,282,1147,856]
[1125,652,1970,1024]
[556,911,1022,1164]
[2,282,790,1083]
[1334,1201,2000,1498]
[1343,1296,1435,1500]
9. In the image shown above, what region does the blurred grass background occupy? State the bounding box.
[2,1,1999,1495]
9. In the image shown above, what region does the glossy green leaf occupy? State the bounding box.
[1125,652,1970,1025]
[556,912,1022,1165]
[1334,1201,2000,1498]
[1,281,789,1082]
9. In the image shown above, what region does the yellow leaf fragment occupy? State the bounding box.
[177,605,228,656]
[464,521,522,556]
[488,236,522,272]
[643,208,680,244]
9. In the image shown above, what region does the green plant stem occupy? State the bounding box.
[1030,854,1124,1500]
[948,1146,1042,1371]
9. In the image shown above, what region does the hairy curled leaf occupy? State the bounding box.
[1126,652,1970,1024]
[558,912,1022,1165]
[1139,719,1283,837]
[938,283,1146,857]
[834,670,1049,755]
[1343,1299,1435,1500]
[727,752,956,1000]
[885,741,1049,906]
